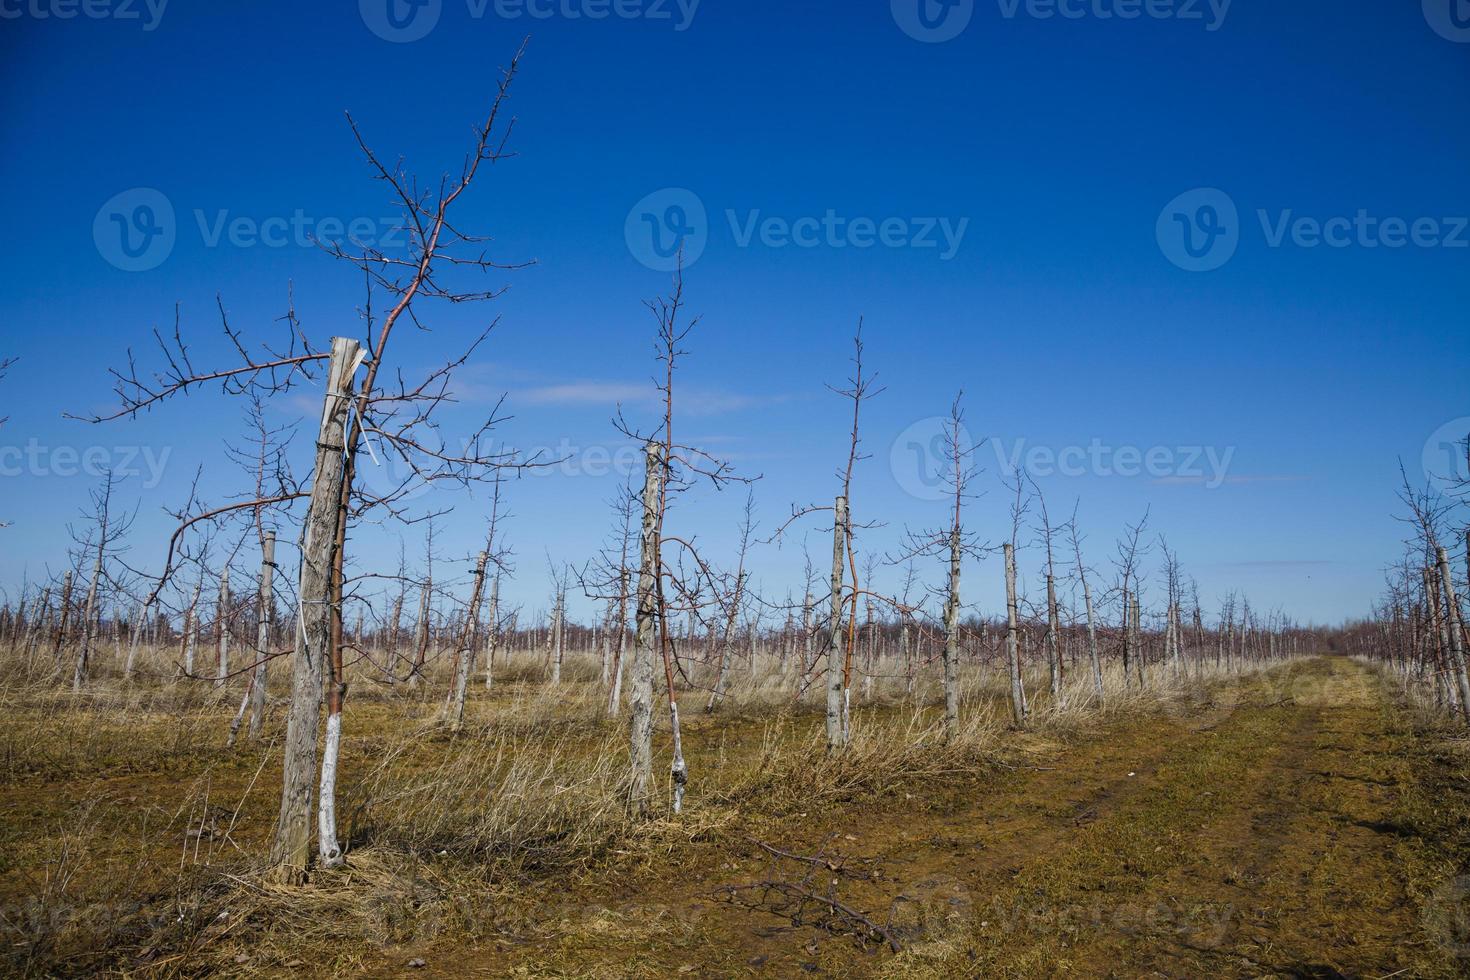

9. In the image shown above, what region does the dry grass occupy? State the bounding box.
[0,640,1303,976]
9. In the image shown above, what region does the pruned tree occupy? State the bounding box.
[68,43,543,882]
[890,392,984,739]
[617,262,750,815]
[1068,502,1104,703]
[770,324,883,750]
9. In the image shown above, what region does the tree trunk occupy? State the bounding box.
[707,572,744,712]
[824,496,848,751]
[549,591,565,685]
[72,539,105,691]
[271,336,359,883]
[1435,546,1470,724]
[248,531,276,740]
[52,571,73,670]
[448,552,488,732]
[1004,543,1026,727]
[629,442,665,814]
[216,566,231,688]
[408,578,431,688]
[1131,597,1145,688]
[607,570,628,715]
[183,578,202,678]
[484,576,500,689]
[23,587,49,673]
[799,589,814,691]
[122,602,144,681]
[1045,571,1061,705]
[1080,571,1103,702]
[941,526,961,738]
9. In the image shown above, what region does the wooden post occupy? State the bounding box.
[629,442,665,814]
[271,336,359,883]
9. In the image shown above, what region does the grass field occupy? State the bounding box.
[1,654,1466,977]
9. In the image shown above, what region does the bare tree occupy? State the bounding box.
[71,473,134,690]
[890,393,983,739]
[1068,503,1104,703]
[617,264,749,814]
[1113,509,1151,690]
[69,44,539,881]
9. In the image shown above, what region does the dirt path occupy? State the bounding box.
[429,659,1468,978]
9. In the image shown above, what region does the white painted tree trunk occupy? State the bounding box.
[248,531,275,740]
[1045,572,1061,705]
[941,526,961,738]
[800,589,814,687]
[546,593,555,687]
[216,566,231,688]
[448,552,488,732]
[600,597,614,687]
[825,496,848,751]
[1080,571,1103,702]
[1435,546,1470,724]
[52,572,72,671]
[484,576,499,689]
[72,539,104,691]
[607,570,627,716]
[23,587,49,673]
[1004,543,1026,727]
[629,443,664,814]
[707,572,743,712]
[273,337,358,884]
[408,578,431,688]
[123,602,144,681]
[183,578,202,678]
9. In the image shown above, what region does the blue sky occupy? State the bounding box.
[1,0,1466,626]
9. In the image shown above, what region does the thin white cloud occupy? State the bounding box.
[1151,474,1309,487]
[520,382,651,406]
[1207,560,1341,570]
